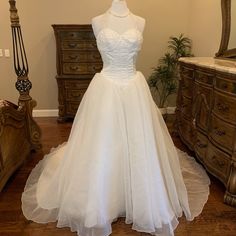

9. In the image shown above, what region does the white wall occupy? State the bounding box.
[0,0,18,104]
[188,0,222,57]
[0,0,222,109]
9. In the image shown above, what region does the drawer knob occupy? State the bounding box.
[70,66,79,71]
[93,65,102,71]
[211,155,225,168]
[221,83,228,90]
[214,128,226,136]
[197,140,207,148]
[70,33,76,37]
[217,102,229,112]
[68,43,77,48]
[69,55,78,60]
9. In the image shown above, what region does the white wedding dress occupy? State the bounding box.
[22,12,210,236]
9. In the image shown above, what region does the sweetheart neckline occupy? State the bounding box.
[96,28,143,39]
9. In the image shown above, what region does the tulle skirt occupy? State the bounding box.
[22,71,210,236]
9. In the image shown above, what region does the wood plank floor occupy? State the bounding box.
[0,116,236,236]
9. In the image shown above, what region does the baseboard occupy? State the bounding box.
[33,109,59,117]
[32,107,176,117]
[166,107,176,114]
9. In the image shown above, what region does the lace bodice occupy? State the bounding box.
[95,14,143,79]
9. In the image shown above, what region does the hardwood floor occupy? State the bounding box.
[0,116,236,236]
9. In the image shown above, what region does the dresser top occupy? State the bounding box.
[179,57,236,75]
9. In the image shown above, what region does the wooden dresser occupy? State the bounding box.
[52,24,103,122]
[176,57,236,207]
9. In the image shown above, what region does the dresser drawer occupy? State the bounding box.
[194,131,208,161]
[66,89,85,102]
[59,30,95,41]
[62,40,98,50]
[213,91,236,124]
[181,76,194,98]
[63,63,102,75]
[53,25,102,121]
[210,114,236,152]
[206,142,231,183]
[180,65,194,78]
[62,51,101,63]
[65,80,90,89]
[215,76,236,95]
[195,69,214,86]
[66,102,80,116]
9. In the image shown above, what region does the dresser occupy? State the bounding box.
[52,24,103,122]
[176,57,236,207]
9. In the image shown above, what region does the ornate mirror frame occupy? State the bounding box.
[216,0,236,58]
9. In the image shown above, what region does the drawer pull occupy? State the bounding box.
[217,102,229,113]
[221,83,228,90]
[69,55,78,60]
[92,65,102,71]
[214,128,226,136]
[211,155,225,168]
[68,43,77,48]
[197,141,207,149]
[70,66,79,71]
[69,33,76,37]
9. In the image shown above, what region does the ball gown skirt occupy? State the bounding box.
[22,71,210,236]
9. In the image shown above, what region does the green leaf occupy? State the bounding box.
[148,33,193,107]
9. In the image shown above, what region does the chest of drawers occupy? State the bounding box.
[52,24,103,122]
[177,57,236,207]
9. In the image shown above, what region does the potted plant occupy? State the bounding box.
[148,34,193,115]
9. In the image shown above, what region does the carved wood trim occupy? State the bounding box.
[0,0,42,192]
[216,0,234,58]
[178,61,236,207]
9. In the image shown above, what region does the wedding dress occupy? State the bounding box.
[22,11,210,236]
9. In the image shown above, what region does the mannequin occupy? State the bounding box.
[92,0,145,37]
[109,0,130,17]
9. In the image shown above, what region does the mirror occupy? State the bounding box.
[216,0,236,59]
[228,0,236,49]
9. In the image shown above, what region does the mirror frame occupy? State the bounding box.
[216,0,236,58]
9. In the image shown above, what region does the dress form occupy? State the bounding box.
[109,0,130,17]
[92,0,145,37]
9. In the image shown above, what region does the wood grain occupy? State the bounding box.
[52,25,103,122]
[0,116,235,236]
[177,61,236,207]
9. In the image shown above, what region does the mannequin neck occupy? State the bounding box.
[109,0,130,17]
